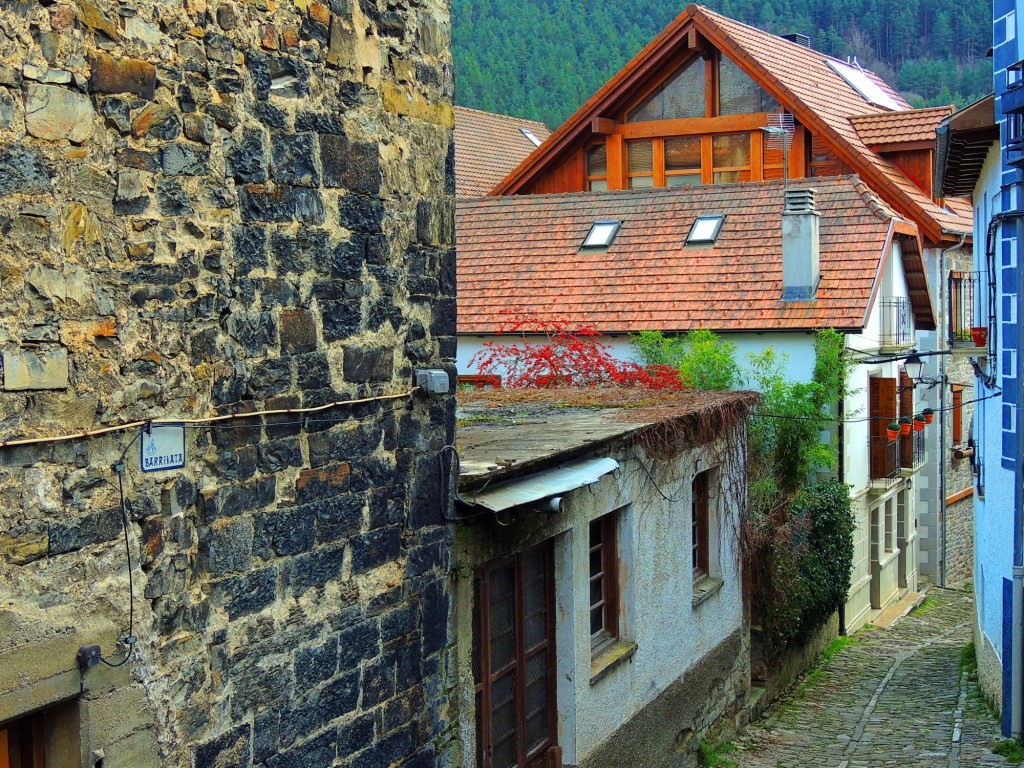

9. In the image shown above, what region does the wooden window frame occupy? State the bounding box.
[585,143,608,191]
[692,471,710,580]
[952,386,964,446]
[473,543,558,768]
[589,513,619,655]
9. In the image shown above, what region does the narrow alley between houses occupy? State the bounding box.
[734,588,1007,768]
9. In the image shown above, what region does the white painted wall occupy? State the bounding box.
[454,434,747,766]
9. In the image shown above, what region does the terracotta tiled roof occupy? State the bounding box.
[457,176,933,334]
[851,106,954,146]
[491,4,973,241]
[454,106,551,197]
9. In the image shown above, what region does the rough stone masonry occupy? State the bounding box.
[0,0,456,766]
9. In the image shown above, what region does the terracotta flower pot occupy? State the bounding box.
[972,326,989,347]
[913,419,925,432]
[886,427,900,441]
[923,411,934,424]
[900,422,912,436]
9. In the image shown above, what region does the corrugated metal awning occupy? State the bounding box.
[460,457,619,513]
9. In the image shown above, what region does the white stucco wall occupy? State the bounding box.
[454,432,747,766]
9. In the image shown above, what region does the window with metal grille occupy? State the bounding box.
[473,542,557,768]
[692,471,710,580]
[589,513,619,654]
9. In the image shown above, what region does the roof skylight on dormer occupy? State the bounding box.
[582,220,621,249]
[521,129,543,147]
[827,59,905,111]
[687,215,725,245]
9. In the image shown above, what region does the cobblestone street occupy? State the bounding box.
[735,588,1009,767]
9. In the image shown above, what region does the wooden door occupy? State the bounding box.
[474,541,558,768]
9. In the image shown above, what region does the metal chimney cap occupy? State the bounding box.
[784,188,817,213]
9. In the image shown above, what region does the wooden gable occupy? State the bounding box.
[491,3,972,246]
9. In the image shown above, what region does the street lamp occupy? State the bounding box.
[903,354,924,383]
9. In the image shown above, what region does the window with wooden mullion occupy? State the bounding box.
[474,544,557,768]
[692,471,710,580]
[589,514,618,653]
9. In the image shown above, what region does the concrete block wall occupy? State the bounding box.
[0,0,456,766]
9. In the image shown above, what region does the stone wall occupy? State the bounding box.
[0,0,456,766]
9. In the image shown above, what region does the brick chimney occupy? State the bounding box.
[781,188,820,301]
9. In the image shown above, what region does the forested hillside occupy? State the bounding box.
[453,0,992,129]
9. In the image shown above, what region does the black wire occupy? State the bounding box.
[439,445,501,523]
[624,455,686,502]
[101,464,135,668]
[747,389,1004,426]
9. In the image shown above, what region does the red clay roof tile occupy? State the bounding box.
[454,106,551,197]
[457,176,928,334]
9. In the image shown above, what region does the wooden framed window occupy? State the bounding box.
[1,701,79,768]
[586,144,608,191]
[473,541,558,768]
[627,56,706,122]
[711,133,752,183]
[718,56,780,115]
[589,513,619,653]
[664,137,702,186]
[1,713,43,768]
[626,140,655,188]
[899,371,914,468]
[692,471,710,579]
[952,386,964,445]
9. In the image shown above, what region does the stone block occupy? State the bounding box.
[88,53,157,99]
[194,723,252,768]
[295,352,331,390]
[48,508,122,554]
[239,185,296,223]
[199,516,254,575]
[280,310,317,353]
[338,194,385,233]
[271,132,319,187]
[24,83,94,143]
[0,87,16,130]
[3,348,69,391]
[350,525,401,574]
[320,134,380,194]
[0,527,48,565]
[226,311,277,355]
[227,128,268,183]
[183,113,216,144]
[131,104,180,139]
[0,145,52,196]
[216,567,279,619]
[289,545,346,595]
[343,345,393,383]
[294,637,338,691]
[156,179,193,216]
[307,494,363,544]
[267,729,337,768]
[337,713,375,757]
[162,143,210,176]
[361,654,396,707]
[296,464,351,503]
[74,0,119,38]
[382,82,454,127]
[254,506,314,558]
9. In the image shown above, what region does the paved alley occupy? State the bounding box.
[735,588,1009,768]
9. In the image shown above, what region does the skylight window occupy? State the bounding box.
[520,128,543,147]
[582,220,621,249]
[827,60,905,111]
[687,215,725,245]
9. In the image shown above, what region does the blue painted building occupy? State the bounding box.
[939,0,1024,737]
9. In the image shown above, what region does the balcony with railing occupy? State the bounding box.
[948,271,989,354]
[900,426,926,475]
[878,297,914,353]
[870,436,901,491]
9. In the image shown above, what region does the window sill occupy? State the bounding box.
[589,639,637,686]
[692,576,724,609]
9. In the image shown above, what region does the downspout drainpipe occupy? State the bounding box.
[938,234,967,588]
[1013,208,1024,740]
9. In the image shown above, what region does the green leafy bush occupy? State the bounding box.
[633,329,741,391]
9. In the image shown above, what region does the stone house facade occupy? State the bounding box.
[0,0,456,766]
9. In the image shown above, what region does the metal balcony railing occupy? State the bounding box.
[879,297,914,351]
[870,436,901,489]
[948,271,986,350]
[900,427,926,473]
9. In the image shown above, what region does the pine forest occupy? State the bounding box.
[453,0,994,129]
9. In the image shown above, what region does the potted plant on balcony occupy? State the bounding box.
[971,326,989,347]
[886,422,901,441]
[922,407,935,424]
[899,416,913,436]
[913,413,926,431]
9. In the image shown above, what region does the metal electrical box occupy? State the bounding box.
[415,369,450,395]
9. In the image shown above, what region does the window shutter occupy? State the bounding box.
[953,387,964,445]
[899,372,914,468]
[870,377,897,478]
